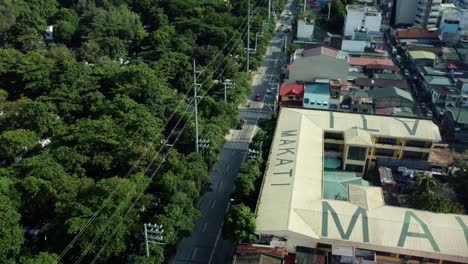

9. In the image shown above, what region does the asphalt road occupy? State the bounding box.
[170,3,293,263]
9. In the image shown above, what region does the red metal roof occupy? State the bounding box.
[447,61,468,70]
[235,244,286,258]
[280,83,304,97]
[395,26,439,39]
[349,57,395,67]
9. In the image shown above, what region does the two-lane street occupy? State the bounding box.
[171,2,294,263]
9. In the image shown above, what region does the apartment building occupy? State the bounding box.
[414,0,442,29]
[394,0,441,29]
[343,5,382,38]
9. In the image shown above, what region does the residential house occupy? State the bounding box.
[279,83,304,108]
[431,85,460,107]
[434,47,461,68]
[303,82,330,110]
[344,90,374,113]
[394,26,439,41]
[441,106,468,141]
[233,244,286,264]
[455,78,468,107]
[287,46,349,84]
[368,86,414,108]
[408,50,437,68]
[353,78,410,90]
[420,66,449,77]
[421,75,453,92]
[348,57,398,74]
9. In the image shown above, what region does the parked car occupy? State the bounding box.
[255,94,261,101]
[426,110,433,118]
[283,28,291,33]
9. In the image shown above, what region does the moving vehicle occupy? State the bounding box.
[255,94,261,101]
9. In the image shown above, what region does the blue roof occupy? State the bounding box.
[305,83,329,95]
[303,83,330,109]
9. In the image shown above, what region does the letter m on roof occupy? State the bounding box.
[321,201,369,242]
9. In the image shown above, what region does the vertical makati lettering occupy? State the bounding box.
[271,130,298,186]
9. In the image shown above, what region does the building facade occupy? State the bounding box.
[394,0,418,25]
[414,0,442,29]
[287,47,349,84]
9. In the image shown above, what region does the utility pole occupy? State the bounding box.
[328,1,331,20]
[224,79,234,102]
[144,223,164,257]
[247,0,250,73]
[268,0,271,19]
[193,60,202,153]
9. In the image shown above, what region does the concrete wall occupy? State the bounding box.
[374,97,413,108]
[297,19,314,40]
[288,56,349,84]
[341,40,368,52]
[395,0,417,25]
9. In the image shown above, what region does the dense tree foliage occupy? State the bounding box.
[0,0,276,263]
[225,203,256,243]
[406,175,465,214]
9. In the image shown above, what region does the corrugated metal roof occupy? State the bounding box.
[255,109,468,262]
[408,50,437,60]
[367,86,413,102]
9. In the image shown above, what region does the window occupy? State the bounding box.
[347,146,367,161]
[324,143,341,152]
[402,150,424,160]
[406,140,428,148]
[377,137,397,145]
[304,98,309,104]
[324,132,344,140]
[375,148,393,157]
[288,96,294,100]
[345,164,364,173]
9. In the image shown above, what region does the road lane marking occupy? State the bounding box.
[202,222,207,232]
[211,200,216,208]
[218,181,223,190]
[191,248,198,260]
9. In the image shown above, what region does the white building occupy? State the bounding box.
[343,5,382,39]
[296,19,314,41]
[414,0,442,29]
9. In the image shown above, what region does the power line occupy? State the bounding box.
[55,15,252,263]
[86,12,267,262]
[71,0,271,261]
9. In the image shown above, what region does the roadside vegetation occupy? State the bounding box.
[0,0,276,263]
[225,117,277,243]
